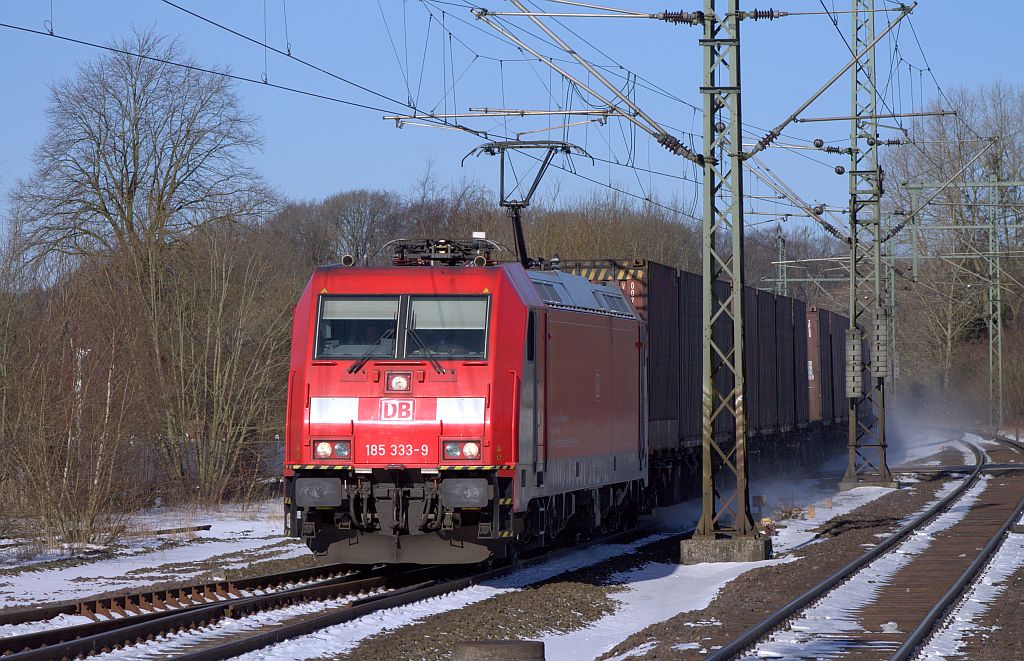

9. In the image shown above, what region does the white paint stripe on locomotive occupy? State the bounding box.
[435,397,486,423]
[310,397,359,423]
[309,397,484,424]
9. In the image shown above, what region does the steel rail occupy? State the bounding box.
[166,522,659,661]
[0,566,442,660]
[0,561,359,626]
[891,492,1024,659]
[705,438,985,661]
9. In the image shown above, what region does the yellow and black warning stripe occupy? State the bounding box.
[496,530,515,538]
[497,497,513,506]
[286,463,352,470]
[442,465,516,471]
[568,266,646,282]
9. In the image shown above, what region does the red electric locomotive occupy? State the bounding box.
[283,240,647,564]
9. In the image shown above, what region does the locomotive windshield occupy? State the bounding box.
[407,296,488,359]
[315,295,489,360]
[316,297,399,358]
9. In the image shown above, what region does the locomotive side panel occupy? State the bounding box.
[561,259,680,454]
[543,310,643,493]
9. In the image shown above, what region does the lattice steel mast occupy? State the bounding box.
[685,0,769,561]
[842,0,895,489]
[987,173,1004,429]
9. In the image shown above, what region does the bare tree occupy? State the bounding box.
[880,83,1024,420]
[11,29,275,496]
[162,222,291,502]
[14,29,267,258]
[322,190,403,263]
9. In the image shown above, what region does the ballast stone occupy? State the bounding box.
[679,536,773,564]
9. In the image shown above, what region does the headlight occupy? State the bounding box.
[314,441,333,459]
[333,441,352,459]
[443,441,482,460]
[387,371,412,392]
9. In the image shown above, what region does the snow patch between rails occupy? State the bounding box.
[921,528,1024,659]
[746,476,986,660]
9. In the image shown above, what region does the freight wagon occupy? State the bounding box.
[563,259,849,503]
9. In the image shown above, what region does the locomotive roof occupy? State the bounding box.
[528,269,637,318]
[310,262,637,319]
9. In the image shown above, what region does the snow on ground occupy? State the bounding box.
[535,480,906,660]
[542,559,785,660]
[744,476,984,660]
[921,520,1024,659]
[235,470,909,661]
[968,431,1021,458]
[0,500,305,610]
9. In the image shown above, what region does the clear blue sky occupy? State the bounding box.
[0,1,1019,226]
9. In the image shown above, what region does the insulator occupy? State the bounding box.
[754,129,779,152]
[661,11,703,25]
[883,139,903,146]
[658,133,705,166]
[813,138,824,149]
[744,9,785,20]
[824,146,846,154]
[835,165,846,175]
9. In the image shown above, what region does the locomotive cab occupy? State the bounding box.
[283,242,647,564]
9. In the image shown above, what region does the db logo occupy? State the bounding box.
[380,399,415,421]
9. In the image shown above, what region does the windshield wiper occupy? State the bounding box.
[406,327,446,375]
[348,328,396,373]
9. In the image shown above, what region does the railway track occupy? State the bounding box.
[0,524,655,660]
[0,563,443,660]
[0,562,361,628]
[708,433,1024,660]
